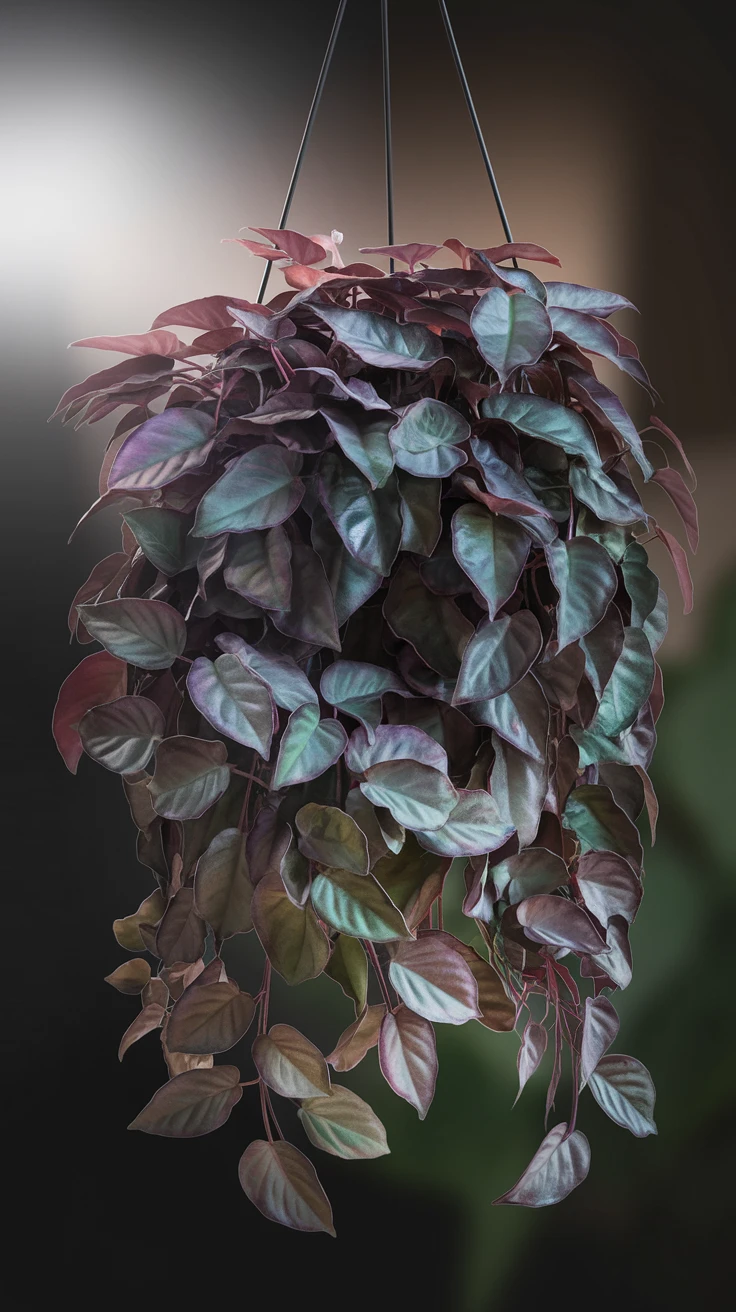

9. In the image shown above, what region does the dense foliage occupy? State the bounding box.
[53,226,697,1230]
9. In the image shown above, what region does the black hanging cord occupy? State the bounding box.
[256,0,349,304]
[381,0,395,273]
[437,0,517,264]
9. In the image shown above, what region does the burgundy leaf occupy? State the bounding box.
[580,995,620,1086]
[53,651,128,773]
[379,1007,438,1119]
[128,1066,242,1137]
[517,895,608,954]
[516,1021,548,1102]
[652,467,699,551]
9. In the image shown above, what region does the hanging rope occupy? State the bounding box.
[256,0,349,303]
[437,0,517,263]
[381,0,395,273]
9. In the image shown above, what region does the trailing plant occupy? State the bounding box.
[53,225,697,1230]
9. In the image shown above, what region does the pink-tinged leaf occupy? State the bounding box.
[70,330,187,357]
[477,242,562,267]
[551,307,656,395]
[232,238,288,260]
[227,304,295,341]
[494,1123,590,1207]
[576,851,641,925]
[517,895,608,954]
[516,1021,547,1102]
[104,958,151,995]
[109,408,216,491]
[580,996,620,1086]
[252,1024,331,1099]
[389,935,480,1025]
[128,1065,242,1137]
[653,523,693,613]
[359,242,441,271]
[166,980,255,1054]
[648,415,696,487]
[379,1006,438,1119]
[150,295,254,332]
[588,1054,657,1136]
[298,1085,390,1159]
[545,282,637,318]
[634,765,659,842]
[50,354,175,420]
[652,467,699,551]
[238,1140,335,1236]
[584,916,633,990]
[118,1003,165,1060]
[250,226,327,265]
[284,265,342,289]
[148,736,230,821]
[327,1005,386,1073]
[53,651,128,773]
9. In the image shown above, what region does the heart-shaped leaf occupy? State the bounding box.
[155,886,207,965]
[79,695,164,774]
[318,450,401,575]
[187,654,274,758]
[389,397,470,453]
[123,507,196,575]
[321,405,394,488]
[493,1123,590,1206]
[327,1004,385,1072]
[113,890,167,951]
[53,650,128,774]
[109,407,216,490]
[580,996,620,1086]
[271,541,340,651]
[451,503,531,617]
[576,851,641,925]
[295,803,369,875]
[252,1024,331,1098]
[105,958,151,995]
[310,501,383,624]
[346,723,448,775]
[494,848,569,904]
[469,439,556,530]
[148,736,230,820]
[223,526,292,610]
[78,598,187,670]
[379,1006,437,1119]
[564,365,653,478]
[594,628,654,737]
[298,1084,390,1159]
[454,612,543,704]
[128,1066,242,1137]
[471,286,552,383]
[384,559,473,678]
[321,660,408,740]
[361,759,458,832]
[311,868,412,942]
[490,734,548,847]
[413,788,515,857]
[372,835,448,930]
[273,704,347,789]
[238,1139,335,1236]
[312,303,443,371]
[467,673,549,763]
[194,827,253,938]
[215,633,317,711]
[481,393,601,466]
[397,471,442,555]
[251,871,330,984]
[430,934,515,1031]
[580,607,625,698]
[193,446,304,536]
[588,1054,657,1136]
[517,894,608,953]
[584,915,633,990]
[569,463,645,526]
[389,936,480,1024]
[563,784,643,868]
[166,980,255,1054]
[324,934,369,1012]
[545,537,618,649]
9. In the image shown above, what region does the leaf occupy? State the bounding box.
[516,895,608,953]
[372,835,447,930]
[439,936,515,1031]
[576,851,641,925]
[123,507,196,575]
[109,407,216,490]
[379,1006,437,1119]
[79,695,164,774]
[569,463,645,526]
[128,1065,242,1137]
[155,886,207,965]
[361,759,458,832]
[551,307,654,393]
[273,704,347,789]
[360,241,440,269]
[545,281,636,317]
[272,541,341,650]
[621,543,659,628]
[654,522,693,614]
[327,1004,385,1072]
[346,722,448,775]
[588,1054,657,1136]
[563,784,643,868]
[493,1123,590,1206]
[215,633,317,712]
[166,980,255,1054]
[584,915,633,990]
[53,651,129,773]
[193,827,252,938]
[324,935,368,1012]
[298,1084,390,1159]
[253,1024,331,1098]
[545,537,618,649]
[318,450,401,575]
[480,393,601,466]
[310,501,382,624]
[78,598,187,670]
[193,446,304,536]
[384,559,473,678]
[311,868,412,942]
[389,397,470,453]
[490,733,548,847]
[413,788,515,857]
[454,612,542,704]
[238,1139,335,1236]
[494,848,569,904]
[516,1021,548,1100]
[320,660,408,739]
[148,736,230,820]
[565,364,653,479]
[580,607,625,698]
[397,471,442,555]
[451,503,531,617]
[320,405,394,489]
[295,803,369,875]
[223,526,292,610]
[312,303,443,371]
[187,654,274,758]
[389,936,480,1024]
[105,958,151,995]
[118,1003,165,1060]
[594,628,654,737]
[469,439,556,531]
[466,673,549,763]
[113,890,167,951]
[251,871,330,984]
[580,996,620,1086]
[471,286,552,383]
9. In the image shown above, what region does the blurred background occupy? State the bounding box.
[2,0,733,1304]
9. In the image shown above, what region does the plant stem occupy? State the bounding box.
[364,940,393,1012]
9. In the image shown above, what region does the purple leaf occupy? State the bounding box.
[389,935,481,1025]
[545,281,637,318]
[516,1021,548,1101]
[454,611,543,704]
[517,894,608,953]
[471,286,552,384]
[379,1007,438,1119]
[576,851,642,926]
[580,996,620,1086]
[52,651,128,773]
[109,408,216,491]
[588,1054,657,1136]
[128,1066,242,1138]
[238,1140,335,1236]
[187,654,274,758]
[494,1123,590,1206]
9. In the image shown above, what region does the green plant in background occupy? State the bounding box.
[52,227,698,1233]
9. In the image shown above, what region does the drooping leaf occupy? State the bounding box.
[238,1139,335,1236]
[413,788,515,857]
[155,886,207,964]
[273,704,347,789]
[545,281,637,318]
[397,471,442,555]
[545,537,618,649]
[576,850,641,925]
[118,1003,165,1060]
[594,627,655,737]
[346,723,448,775]
[310,868,412,942]
[563,784,643,868]
[148,736,230,820]
[372,835,448,931]
[128,1066,242,1137]
[193,446,304,537]
[494,1123,590,1206]
[564,364,653,478]
[516,894,607,953]
[123,507,196,575]
[78,598,187,670]
[580,996,620,1086]
[321,404,394,488]
[379,1006,437,1119]
[312,303,443,371]
[389,936,480,1024]
[569,463,645,526]
[451,503,531,617]
[251,871,331,984]
[327,1004,385,1072]
[467,673,549,763]
[471,286,552,383]
[113,890,167,951]
[79,695,164,774]
[298,1084,390,1159]
[109,407,216,490]
[252,1024,331,1098]
[481,393,601,466]
[361,759,458,832]
[166,980,255,1054]
[105,958,151,995]
[551,307,654,394]
[223,526,292,610]
[272,541,341,650]
[490,733,548,847]
[215,633,317,712]
[53,651,129,774]
[494,848,569,904]
[193,827,252,938]
[295,803,369,876]
[310,501,382,624]
[588,1054,657,1136]
[454,612,542,704]
[580,607,625,698]
[324,934,369,1012]
[318,449,402,575]
[516,1021,548,1101]
[320,660,408,739]
[187,654,274,758]
[384,559,473,678]
[621,542,659,628]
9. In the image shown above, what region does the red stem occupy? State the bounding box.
[364,940,393,1012]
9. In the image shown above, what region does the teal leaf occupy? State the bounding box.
[193,446,304,536]
[393,444,467,477]
[273,704,348,789]
[223,526,292,610]
[453,611,543,704]
[320,404,395,489]
[490,733,548,847]
[388,935,480,1025]
[451,503,531,617]
[77,598,187,670]
[621,542,659,628]
[481,392,601,466]
[318,450,401,575]
[397,471,442,555]
[311,303,443,371]
[471,286,552,383]
[563,783,643,867]
[588,1054,657,1137]
[545,536,618,649]
[295,803,370,876]
[389,397,470,453]
[123,507,196,576]
[466,674,549,763]
[271,542,341,651]
[187,654,275,758]
[310,868,411,942]
[310,501,382,626]
[320,660,409,740]
[594,627,655,737]
[361,759,458,831]
[569,463,645,526]
[298,1084,391,1159]
[215,633,317,711]
[413,788,515,857]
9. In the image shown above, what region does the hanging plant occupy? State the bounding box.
[53,225,697,1231]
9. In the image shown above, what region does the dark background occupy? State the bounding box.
[3,1,734,1305]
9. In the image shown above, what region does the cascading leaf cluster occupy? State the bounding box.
[53,225,697,1230]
